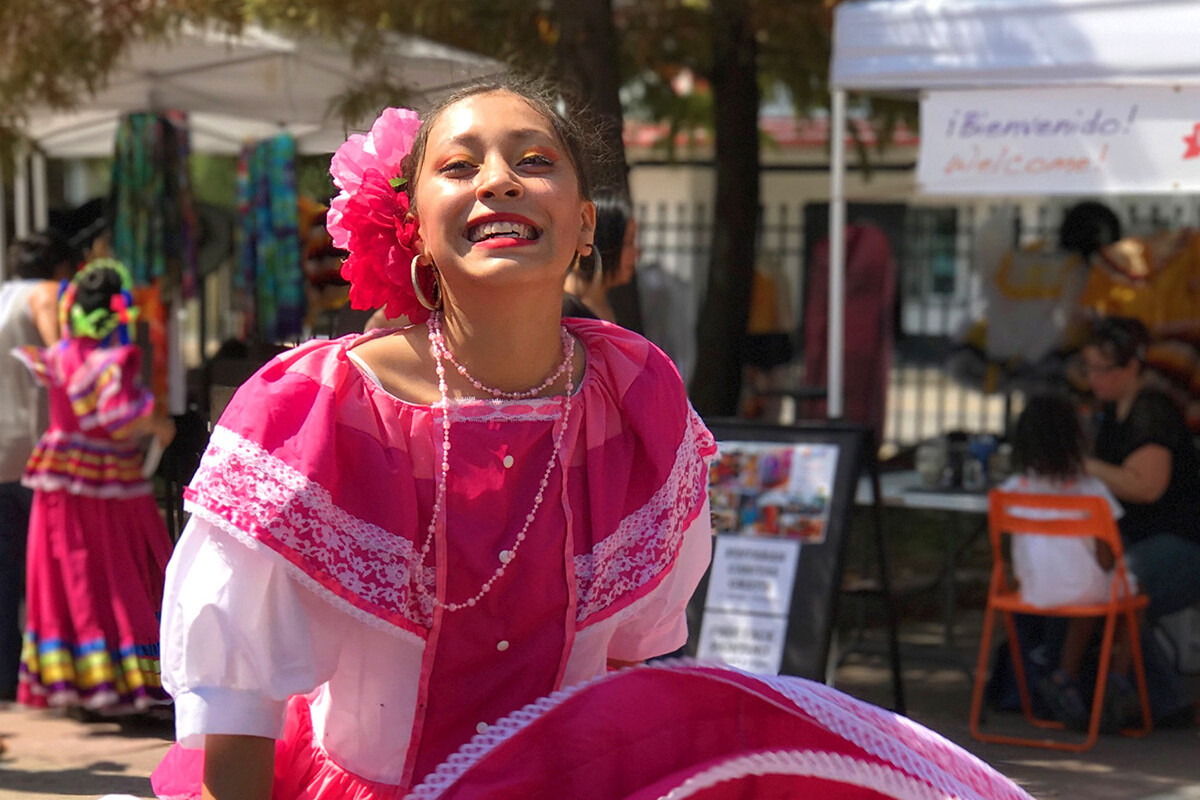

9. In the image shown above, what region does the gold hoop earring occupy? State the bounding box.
[411,254,442,311]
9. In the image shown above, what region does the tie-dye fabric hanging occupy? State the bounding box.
[236,134,304,342]
[110,112,198,296]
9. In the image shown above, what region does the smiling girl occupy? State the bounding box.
[149,79,1037,800]
[150,80,717,800]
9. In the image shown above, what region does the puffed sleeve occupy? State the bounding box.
[161,516,349,748]
[71,344,154,439]
[606,496,713,662]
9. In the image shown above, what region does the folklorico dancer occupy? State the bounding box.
[14,257,175,713]
[151,77,1035,800]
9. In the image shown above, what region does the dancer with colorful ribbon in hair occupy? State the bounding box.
[13,258,175,714]
[151,78,1035,800]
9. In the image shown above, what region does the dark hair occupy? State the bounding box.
[1059,201,1121,257]
[402,76,603,207]
[1086,315,1149,369]
[73,263,125,316]
[576,189,632,282]
[1012,394,1085,481]
[9,229,80,280]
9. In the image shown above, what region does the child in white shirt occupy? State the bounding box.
[1001,394,1131,730]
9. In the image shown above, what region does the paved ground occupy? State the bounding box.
[0,612,1196,799]
[0,705,170,799]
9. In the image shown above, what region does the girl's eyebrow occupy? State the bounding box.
[441,128,559,150]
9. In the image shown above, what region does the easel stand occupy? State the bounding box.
[834,441,906,715]
[687,420,906,716]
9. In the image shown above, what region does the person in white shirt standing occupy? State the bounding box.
[0,230,78,700]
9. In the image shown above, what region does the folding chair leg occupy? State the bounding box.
[969,605,998,740]
[1121,608,1153,738]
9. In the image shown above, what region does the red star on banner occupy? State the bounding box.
[1184,123,1200,159]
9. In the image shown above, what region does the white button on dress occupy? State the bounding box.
[476,722,489,734]
[496,640,510,651]
[502,454,515,468]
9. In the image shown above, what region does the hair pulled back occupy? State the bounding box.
[401,77,605,209]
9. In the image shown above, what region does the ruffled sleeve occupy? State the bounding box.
[183,336,433,637]
[70,344,154,439]
[12,344,53,386]
[161,517,349,748]
[564,320,717,653]
[606,496,713,662]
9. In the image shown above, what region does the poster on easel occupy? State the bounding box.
[708,441,839,543]
[687,421,868,681]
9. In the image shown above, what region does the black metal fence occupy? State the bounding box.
[634,196,1200,454]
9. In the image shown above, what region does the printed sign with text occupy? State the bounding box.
[918,86,1200,195]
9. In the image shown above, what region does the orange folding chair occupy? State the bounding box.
[969,490,1152,751]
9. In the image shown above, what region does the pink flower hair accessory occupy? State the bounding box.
[327,107,429,323]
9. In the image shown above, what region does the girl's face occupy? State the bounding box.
[411,91,595,292]
[1081,344,1140,402]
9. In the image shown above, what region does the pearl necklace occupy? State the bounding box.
[428,313,573,399]
[417,312,575,611]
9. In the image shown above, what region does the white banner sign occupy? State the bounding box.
[918,87,1200,195]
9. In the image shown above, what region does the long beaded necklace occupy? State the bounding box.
[417,312,575,611]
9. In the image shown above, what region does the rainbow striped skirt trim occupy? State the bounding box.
[18,632,171,711]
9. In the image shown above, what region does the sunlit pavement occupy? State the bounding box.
[0,611,1197,800]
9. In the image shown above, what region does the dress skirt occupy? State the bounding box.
[152,663,1033,800]
[18,489,173,711]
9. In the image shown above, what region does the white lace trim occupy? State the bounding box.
[191,426,435,629]
[21,474,152,499]
[444,396,562,423]
[752,673,1031,800]
[408,662,1029,800]
[574,407,713,622]
[185,502,427,645]
[406,664,624,798]
[654,749,959,800]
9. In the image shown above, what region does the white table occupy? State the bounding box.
[856,470,990,514]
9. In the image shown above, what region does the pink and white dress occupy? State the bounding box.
[152,319,718,798]
[14,337,172,711]
[151,319,1034,800]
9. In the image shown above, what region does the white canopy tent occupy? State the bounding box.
[826,0,1200,418]
[23,24,501,157]
[1,24,501,412]
[4,23,501,245]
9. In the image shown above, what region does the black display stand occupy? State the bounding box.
[685,418,905,714]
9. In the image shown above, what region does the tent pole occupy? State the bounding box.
[31,150,48,231]
[0,161,7,281]
[827,89,847,419]
[13,144,30,239]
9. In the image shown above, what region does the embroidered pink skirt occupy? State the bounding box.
[407,663,1034,800]
[154,664,1032,800]
[19,490,172,711]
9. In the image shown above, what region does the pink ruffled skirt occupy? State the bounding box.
[152,696,407,800]
[152,664,1033,800]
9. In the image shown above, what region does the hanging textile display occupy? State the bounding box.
[110,112,199,411]
[236,133,304,342]
[110,112,198,294]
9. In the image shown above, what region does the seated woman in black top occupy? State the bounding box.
[1082,316,1200,726]
[1083,316,1200,619]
